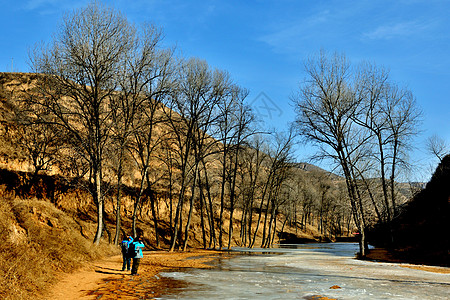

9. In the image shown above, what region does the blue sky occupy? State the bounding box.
[1,0,449,180]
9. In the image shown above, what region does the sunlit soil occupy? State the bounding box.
[46,249,224,299]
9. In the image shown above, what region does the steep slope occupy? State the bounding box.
[0,190,116,299]
[368,155,449,266]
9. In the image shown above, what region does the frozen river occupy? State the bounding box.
[158,243,449,299]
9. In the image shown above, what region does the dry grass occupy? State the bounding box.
[0,192,116,300]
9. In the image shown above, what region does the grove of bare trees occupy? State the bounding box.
[292,50,422,256]
[0,3,425,256]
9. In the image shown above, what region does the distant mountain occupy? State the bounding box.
[291,162,342,180]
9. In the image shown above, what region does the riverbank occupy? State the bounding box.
[45,249,224,299]
[365,248,450,273]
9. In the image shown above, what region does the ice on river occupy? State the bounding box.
[158,243,449,299]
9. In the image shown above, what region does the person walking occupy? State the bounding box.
[120,236,133,271]
[129,236,145,275]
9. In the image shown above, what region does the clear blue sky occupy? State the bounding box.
[1,0,449,181]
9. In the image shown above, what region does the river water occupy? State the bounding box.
[157,243,449,299]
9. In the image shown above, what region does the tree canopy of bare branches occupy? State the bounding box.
[292,50,422,255]
[28,2,170,244]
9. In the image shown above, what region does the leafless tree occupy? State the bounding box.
[292,50,369,256]
[9,99,61,183]
[352,63,393,223]
[213,85,255,249]
[238,135,266,247]
[383,84,422,216]
[126,48,177,243]
[163,58,232,251]
[109,25,175,244]
[250,130,295,248]
[293,50,422,255]
[29,2,140,244]
[427,134,449,163]
[352,62,422,222]
[223,89,255,249]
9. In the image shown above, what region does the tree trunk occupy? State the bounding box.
[377,134,392,223]
[113,183,122,245]
[250,178,271,248]
[339,152,366,257]
[198,179,207,249]
[227,147,240,249]
[218,149,228,249]
[113,147,125,245]
[201,159,216,249]
[132,166,148,238]
[183,164,199,251]
[279,215,288,244]
[146,174,160,248]
[169,159,189,252]
[169,190,185,252]
[390,137,399,216]
[93,168,103,245]
[261,195,271,247]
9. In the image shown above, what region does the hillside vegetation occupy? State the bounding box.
[0,71,354,245]
[0,72,351,299]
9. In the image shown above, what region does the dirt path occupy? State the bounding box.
[46,250,222,300]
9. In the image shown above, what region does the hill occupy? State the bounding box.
[367,155,449,266]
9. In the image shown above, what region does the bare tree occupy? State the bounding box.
[383,85,422,216]
[223,89,255,249]
[164,58,230,251]
[109,25,175,244]
[29,2,138,244]
[213,84,254,249]
[427,134,449,163]
[10,101,60,182]
[352,63,393,223]
[126,48,177,242]
[292,50,369,256]
[250,130,295,248]
[352,63,422,221]
[238,135,266,247]
[293,50,422,255]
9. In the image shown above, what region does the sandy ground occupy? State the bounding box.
[46,249,224,300]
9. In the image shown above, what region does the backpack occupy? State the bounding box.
[121,241,129,254]
[128,242,137,257]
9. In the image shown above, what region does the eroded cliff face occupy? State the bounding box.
[369,155,450,266]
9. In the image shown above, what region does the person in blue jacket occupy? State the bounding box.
[130,236,145,275]
[120,236,133,271]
